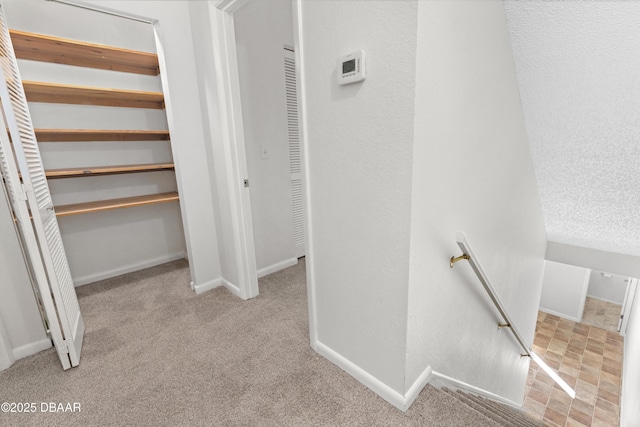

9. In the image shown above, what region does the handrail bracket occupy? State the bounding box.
[449,254,470,268]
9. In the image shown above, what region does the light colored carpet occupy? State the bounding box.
[0,258,539,426]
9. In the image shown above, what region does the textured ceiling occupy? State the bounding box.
[504,0,640,256]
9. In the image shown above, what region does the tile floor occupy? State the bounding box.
[581,297,623,333]
[523,312,623,427]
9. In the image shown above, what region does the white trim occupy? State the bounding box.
[430,371,522,409]
[293,0,317,349]
[576,268,591,323]
[257,258,298,279]
[215,0,251,13]
[620,278,638,336]
[315,339,433,412]
[619,306,639,426]
[153,23,199,291]
[0,315,15,371]
[621,332,630,425]
[315,340,405,410]
[209,4,259,301]
[538,307,581,323]
[73,252,186,287]
[193,278,223,295]
[222,279,242,298]
[47,0,156,24]
[585,294,626,306]
[404,365,434,409]
[12,338,52,360]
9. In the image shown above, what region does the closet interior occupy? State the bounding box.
[8,15,186,286]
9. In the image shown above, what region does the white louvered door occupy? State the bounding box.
[284,48,305,258]
[0,5,83,369]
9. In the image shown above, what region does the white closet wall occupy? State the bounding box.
[4,0,186,286]
[0,183,50,366]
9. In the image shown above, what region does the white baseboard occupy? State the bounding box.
[73,252,187,287]
[193,278,244,298]
[222,279,242,298]
[405,364,434,409]
[430,371,521,409]
[538,307,580,323]
[0,336,14,372]
[257,257,298,279]
[586,294,624,306]
[314,339,432,412]
[13,338,52,361]
[193,278,222,295]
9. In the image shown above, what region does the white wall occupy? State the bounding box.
[405,0,547,404]
[539,261,590,322]
[621,281,640,426]
[299,0,546,409]
[300,0,418,398]
[78,0,223,291]
[3,0,199,286]
[587,270,628,305]
[0,316,13,371]
[0,181,51,371]
[234,0,296,275]
[547,241,640,280]
[186,1,239,290]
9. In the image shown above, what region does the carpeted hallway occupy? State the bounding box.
[0,259,537,426]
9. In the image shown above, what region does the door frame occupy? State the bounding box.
[211,0,259,299]
[292,0,317,346]
[49,0,260,300]
[620,277,638,336]
[214,0,317,338]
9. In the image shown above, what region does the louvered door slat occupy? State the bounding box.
[0,4,83,369]
[285,50,304,257]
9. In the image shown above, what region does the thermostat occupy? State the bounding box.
[337,50,365,85]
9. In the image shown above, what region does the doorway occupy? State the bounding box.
[538,261,638,336]
[522,260,634,424]
[231,0,305,281]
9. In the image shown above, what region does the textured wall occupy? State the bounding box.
[505,1,640,256]
[301,0,417,395]
[406,0,547,403]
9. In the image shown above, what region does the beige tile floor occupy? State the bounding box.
[523,312,623,427]
[581,297,623,333]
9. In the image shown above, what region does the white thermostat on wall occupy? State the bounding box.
[337,50,366,85]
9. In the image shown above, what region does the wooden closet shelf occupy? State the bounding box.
[45,163,175,179]
[55,192,179,217]
[23,81,165,109]
[34,129,170,142]
[10,29,160,76]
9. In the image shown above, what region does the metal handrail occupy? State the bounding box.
[450,231,531,358]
